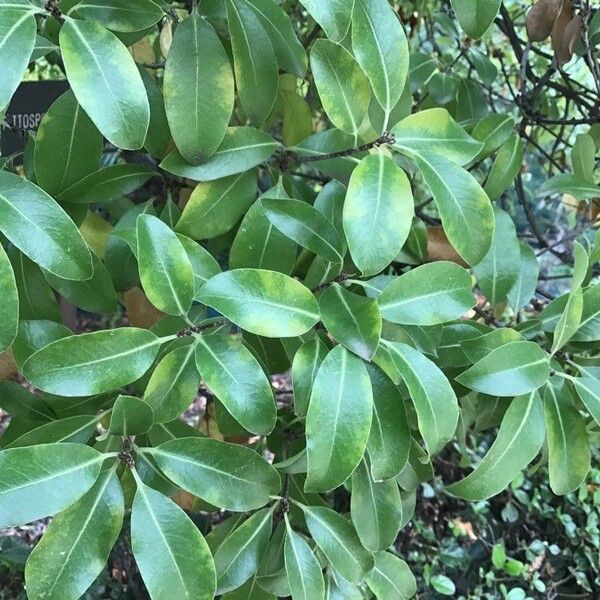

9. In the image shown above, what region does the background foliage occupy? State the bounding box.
[1,0,600,598]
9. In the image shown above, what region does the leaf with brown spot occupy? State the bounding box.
[426,227,469,267]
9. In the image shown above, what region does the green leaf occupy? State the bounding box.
[195,334,277,434]
[305,345,373,492]
[540,174,600,202]
[380,340,458,455]
[131,477,216,600]
[24,466,124,600]
[261,198,344,263]
[0,244,18,353]
[60,17,150,150]
[241,0,306,77]
[106,395,153,436]
[0,443,104,527]
[0,172,93,280]
[136,214,194,316]
[366,363,410,481]
[0,9,36,111]
[551,242,587,354]
[144,342,199,423]
[446,392,545,500]
[473,207,520,306]
[472,114,514,160]
[572,284,600,341]
[319,283,381,360]
[391,108,483,166]
[298,0,352,42]
[456,341,549,396]
[34,90,102,196]
[56,164,155,204]
[5,414,100,448]
[22,328,163,396]
[230,183,297,274]
[343,153,413,275]
[415,151,494,265]
[291,337,329,417]
[160,127,279,181]
[430,574,456,596]
[149,437,281,511]
[460,328,523,364]
[72,0,164,32]
[43,251,119,314]
[351,459,402,551]
[484,133,524,201]
[177,235,222,299]
[571,133,596,183]
[299,504,374,584]
[0,381,54,422]
[365,552,416,600]
[544,381,590,495]
[284,517,325,600]
[139,66,171,158]
[451,0,502,38]
[199,269,319,337]
[215,508,273,595]
[507,242,539,312]
[164,12,233,164]
[176,171,257,240]
[310,39,370,136]
[352,0,409,128]
[571,377,600,427]
[377,262,474,326]
[227,0,278,126]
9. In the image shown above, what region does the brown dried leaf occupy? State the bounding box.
[123,287,165,328]
[0,350,17,381]
[426,227,469,266]
[526,0,562,42]
[556,15,583,65]
[551,0,573,60]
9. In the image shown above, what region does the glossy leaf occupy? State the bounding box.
[261,198,344,263]
[366,363,410,481]
[72,0,164,33]
[351,460,403,551]
[215,508,273,594]
[447,392,545,500]
[343,153,414,275]
[456,341,550,396]
[300,504,374,584]
[415,152,494,265]
[0,172,93,280]
[199,269,320,337]
[131,477,216,600]
[195,334,276,434]
[571,377,600,426]
[310,39,370,135]
[291,337,329,417]
[176,171,257,240]
[319,283,381,360]
[0,443,104,527]
[150,437,281,511]
[380,341,458,455]
[34,90,102,196]
[228,0,278,126]
[544,381,590,495]
[473,207,520,306]
[305,345,373,492]
[160,127,279,181]
[366,552,416,600]
[24,467,124,600]
[22,328,163,396]
[298,0,352,42]
[163,12,233,164]
[137,214,194,316]
[284,517,325,600]
[107,395,153,436]
[483,133,524,201]
[0,9,36,111]
[507,242,539,312]
[352,0,409,128]
[0,244,18,353]
[377,262,474,326]
[60,17,150,150]
[451,0,502,39]
[391,108,483,165]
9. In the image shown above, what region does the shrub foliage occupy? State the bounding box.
[0,0,599,598]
